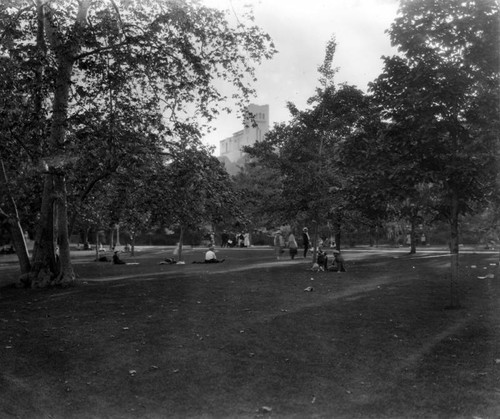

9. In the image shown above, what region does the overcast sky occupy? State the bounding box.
[201,0,400,153]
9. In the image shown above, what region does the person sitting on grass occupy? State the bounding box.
[328,249,346,272]
[112,250,126,265]
[193,246,225,264]
[317,248,328,271]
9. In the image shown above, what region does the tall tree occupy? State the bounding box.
[0,54,42,275]
[246,37,375,258]
[370,0,500,306]
[0,0,275,287]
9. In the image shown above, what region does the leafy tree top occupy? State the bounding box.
[369,0,500,223]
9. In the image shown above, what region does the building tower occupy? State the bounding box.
[218,104,269,175]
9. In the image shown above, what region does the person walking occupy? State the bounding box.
[287,231,298,260]
[274,230,285,260]
[302,227,311,258]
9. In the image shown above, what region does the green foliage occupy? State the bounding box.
[143,144,241,230]
[232,159,284,228]
[0,0,275,273]
[370,0,499,224]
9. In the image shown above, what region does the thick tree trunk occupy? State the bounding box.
[29,174,58,287]
[27,1,91,288]
[54,174,75,285]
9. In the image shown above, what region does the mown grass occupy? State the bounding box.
[1,248,499,418]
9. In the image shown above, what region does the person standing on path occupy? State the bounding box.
[302,227,311,258]
[287,231,298,260]
[274,230,285,260]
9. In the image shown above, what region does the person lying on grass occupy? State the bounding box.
[159,243,181,265]
[192,246,225,264]
[159,258,177,265]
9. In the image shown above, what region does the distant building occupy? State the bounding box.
[218,104,269,175]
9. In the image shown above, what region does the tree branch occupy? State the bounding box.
[74,41,129,61]
[41,2,62,52]
[0,4,35,44]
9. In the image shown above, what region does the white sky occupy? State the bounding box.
[200,0,400,153]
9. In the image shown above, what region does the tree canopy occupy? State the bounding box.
[0,0,276,286]
[370,0,500,254]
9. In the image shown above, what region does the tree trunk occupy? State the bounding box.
[311,220,318,265]
[0,155,31,276]
[109,227,114,250]
[116,224,121,246]
[178,225,184,262]
[27,1,91,288]
[334,222,341,251]
[7,219,31,275]
[95,229,99,261]
[54,173,75,284]
[409,218,417,255]
[30,174,58,287]
[448,192,460,308]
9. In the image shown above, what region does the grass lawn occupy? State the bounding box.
[1,247,500,418]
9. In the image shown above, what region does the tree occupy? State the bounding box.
[246,37,376,260]
[232,159,285,230]
[146,145,240,261]
[0,54,43,275]
[0,0,276,287]
[370,0,500,306]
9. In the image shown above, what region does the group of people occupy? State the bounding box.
[274,227,346,272]
[111,227,345,269]
[316,248,346,272]
[273,228,305,260]
[220,231,250,248]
